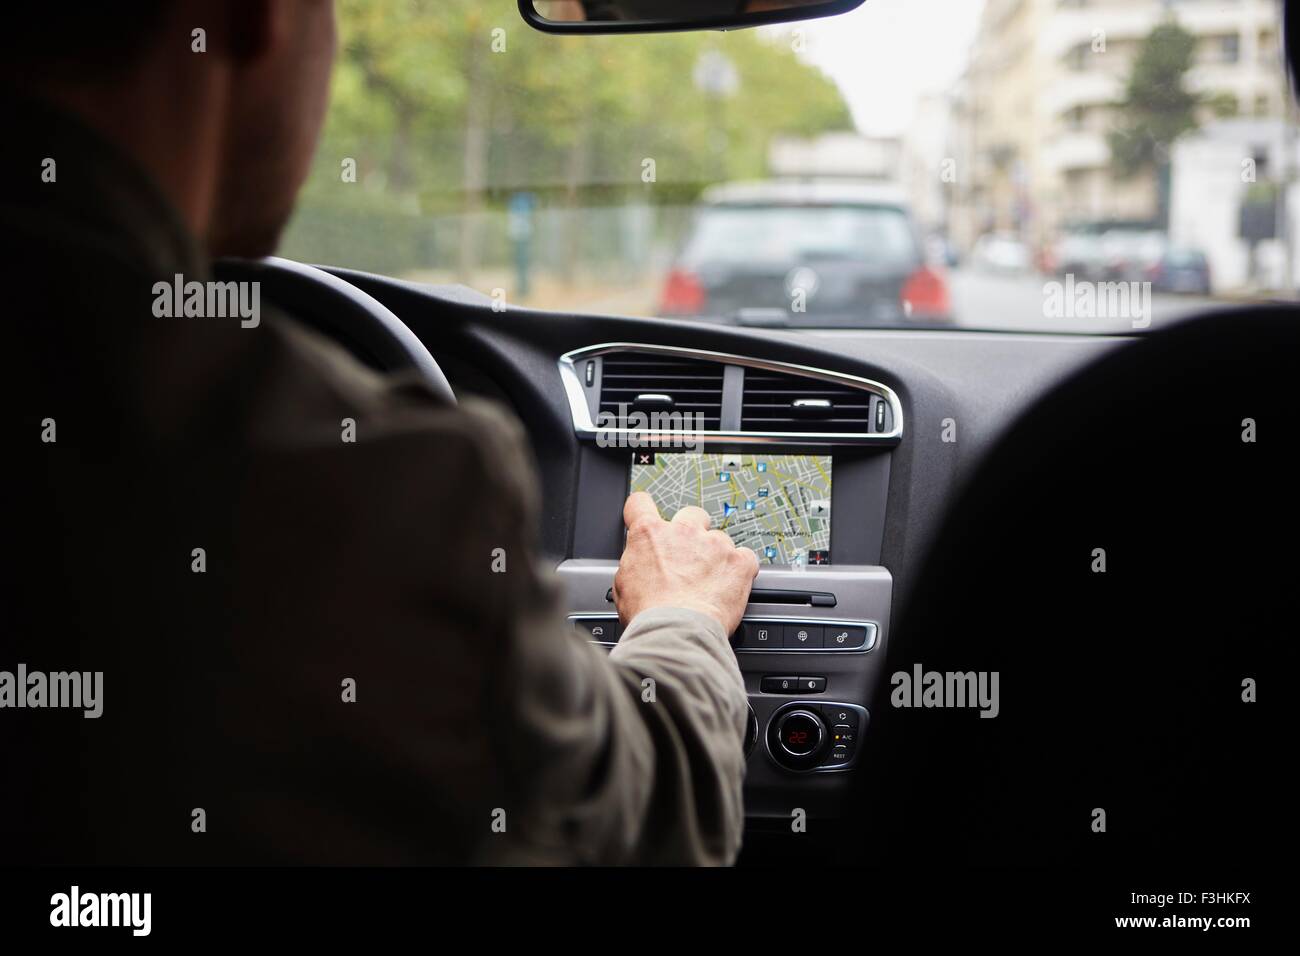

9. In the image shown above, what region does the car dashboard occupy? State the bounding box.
[326,267,1131,846]
[555,342,899,822]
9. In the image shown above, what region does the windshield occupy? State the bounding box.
[280,0,1296,333]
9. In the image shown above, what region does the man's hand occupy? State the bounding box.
[614,491,760,635]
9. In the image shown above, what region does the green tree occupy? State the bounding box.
[287,0,853,279]
[1109,22,1200,176]
[1107,20,1209,227]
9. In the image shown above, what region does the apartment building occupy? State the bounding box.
[944,0,1289,252]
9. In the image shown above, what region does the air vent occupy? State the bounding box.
[598,352,725,430]
[560,344,901,444]
[741,368,883,434]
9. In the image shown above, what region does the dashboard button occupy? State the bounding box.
[829,723,856,746]
[740,622,779,649]
[573,617,620,643]
[826,744,851,765]
[825,625,868,649]
[760,676,801,694]
[821,704,860,732]
[799,676,827,693]
[782,624,824,649]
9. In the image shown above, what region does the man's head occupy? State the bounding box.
[5,0,337,257]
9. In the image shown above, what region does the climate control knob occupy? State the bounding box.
[768,707,828,771]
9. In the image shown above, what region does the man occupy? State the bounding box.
[0,1,757,864]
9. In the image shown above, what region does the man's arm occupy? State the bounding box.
[464,415,759,865]
[231,319,757,864]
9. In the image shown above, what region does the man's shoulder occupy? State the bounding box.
[247,308,537,511]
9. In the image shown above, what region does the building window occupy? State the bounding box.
[1260,30,1279,66]
[1218,35,1240,64]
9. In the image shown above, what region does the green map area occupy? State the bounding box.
[629,452,831,564]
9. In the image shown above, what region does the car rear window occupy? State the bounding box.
[682,205,918,269]
[1166,249,1205,267]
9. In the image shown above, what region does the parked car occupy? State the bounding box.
[1100,228,1167,282]
[1052,231,1107,280]
[659,180,951,326]
[1148,247,1212,295]
[970,232,1033,275]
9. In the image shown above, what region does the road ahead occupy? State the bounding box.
[948,268,1228,334]
[513,265,1255,332]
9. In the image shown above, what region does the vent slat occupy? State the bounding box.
[741,367,877,435]
[598,352,726,430]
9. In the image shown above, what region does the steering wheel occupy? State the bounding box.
[214,256,456,405]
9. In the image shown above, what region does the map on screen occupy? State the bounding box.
[628,452,831,565]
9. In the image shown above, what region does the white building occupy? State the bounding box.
[768,132,902,181]
[1170,117,1300,292]
[1042,0,1288,234]
[900,91,955,236]
[951,0,1291,251]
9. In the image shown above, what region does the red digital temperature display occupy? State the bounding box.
[779,712,821,756]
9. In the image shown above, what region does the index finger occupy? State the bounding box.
[624,491,663,530]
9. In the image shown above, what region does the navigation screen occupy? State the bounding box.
[628,452,831,565]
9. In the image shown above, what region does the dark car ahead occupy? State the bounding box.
[659,180,951,327]
[1148,247,1212,295]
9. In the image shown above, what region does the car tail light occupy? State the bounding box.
[659,268,706,315]
[900,266,950,318]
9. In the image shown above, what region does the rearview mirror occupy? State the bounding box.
[520,0,867,34]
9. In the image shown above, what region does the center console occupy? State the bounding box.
[560,560,891,820]
[555,343,900,824]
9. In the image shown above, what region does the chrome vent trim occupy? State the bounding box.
[558,343,902,446]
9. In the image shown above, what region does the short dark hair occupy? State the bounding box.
[3,5,172,80]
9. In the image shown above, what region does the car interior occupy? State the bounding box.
[4,5,1287,923]
[192,0,1295,875]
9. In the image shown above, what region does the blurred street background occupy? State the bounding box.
[281,0,1297,333]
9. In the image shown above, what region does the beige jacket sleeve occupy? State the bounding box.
[460,402,750,866]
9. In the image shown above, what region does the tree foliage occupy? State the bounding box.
[1107,21,1201,179]
[299,0,853,213]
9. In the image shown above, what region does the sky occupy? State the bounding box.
[767,0,986,137]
